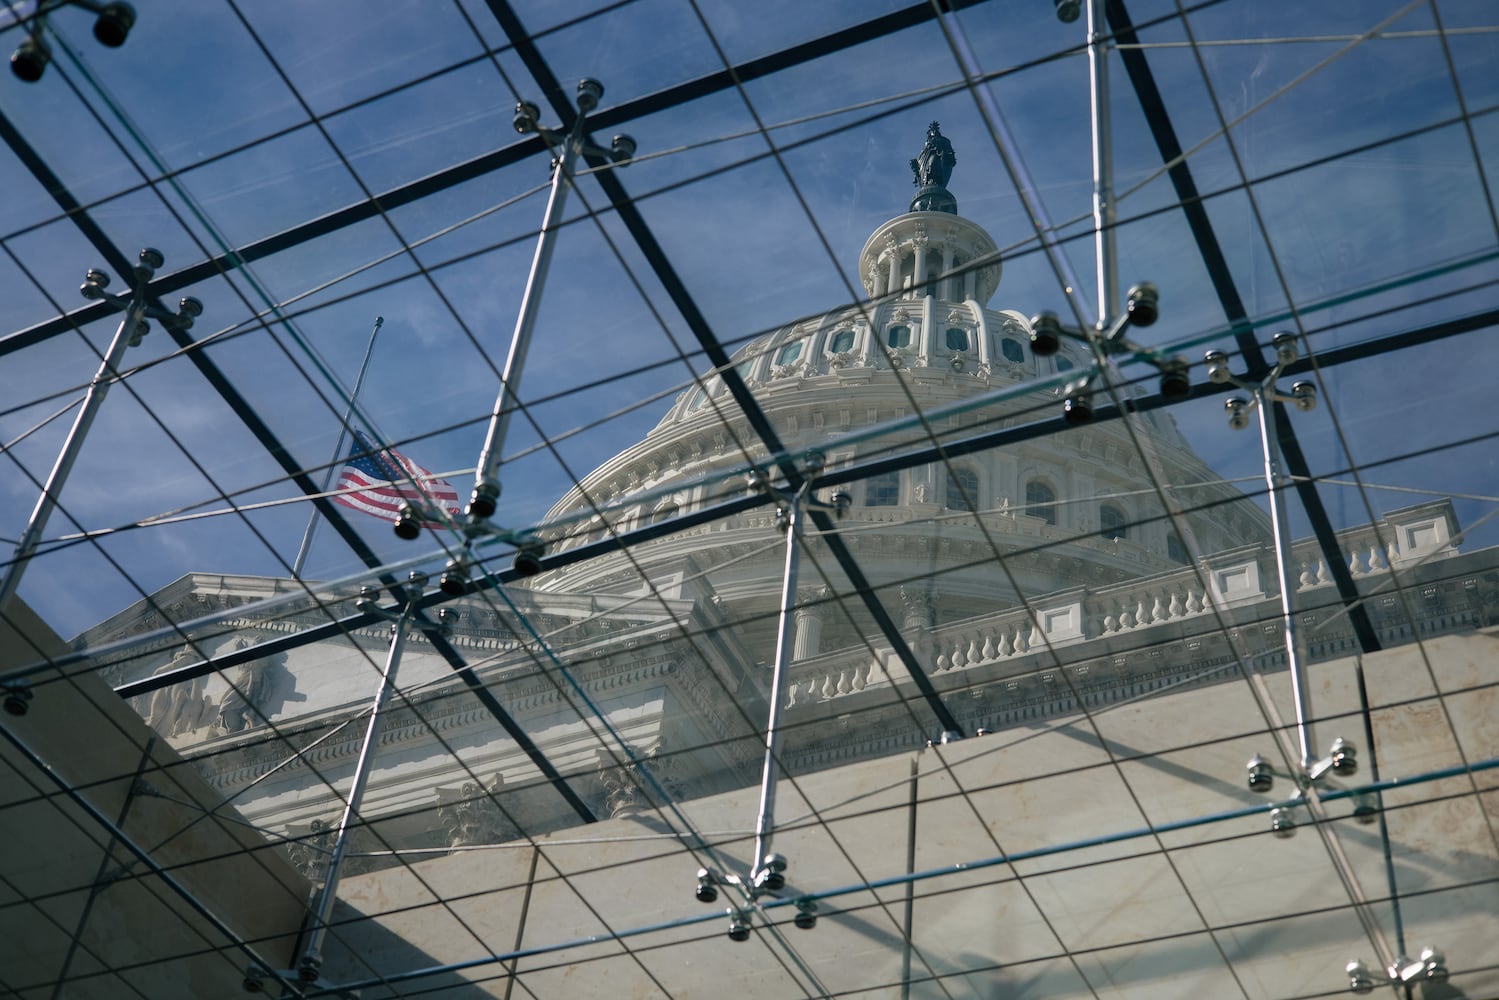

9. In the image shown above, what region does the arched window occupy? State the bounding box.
[1056,355,1075,372]
[887,325,912,349]
[829,328,855,354]
[945,327,969,351]
[1099,504,1127,540]
[1001,337,1025,364]
[866,470,900,507]
[1025,480,1056,525]
[775,340,803,365]
[1168,532,1189,564]
[945,466,979,511]
[651,500,680,525]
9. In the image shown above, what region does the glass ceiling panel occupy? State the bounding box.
[0,133,73,238]
[1472,109,1499,218]
[1193,8,1461,163]
[0,334,102,463]
[3,2,1499,997]
[635,153,849,344]
[162,125,368,249]
[1251,124,1494,310]
[498,0,631,39]
[1278,331,1499,555]
[1445,29,1499,111]
[0,65,153,209]
[692,0,909,68]
[45,3,307,176]
[381,169,552,269]
[239,1,490,119]
[734,18,966,130]
[317,60,516,195]
[211,217,416,325]
[3,216,124,325]
[533,0,724,109]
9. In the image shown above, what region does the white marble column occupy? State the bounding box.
[793,587,829,660]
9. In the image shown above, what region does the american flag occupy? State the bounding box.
[332,430,462,526]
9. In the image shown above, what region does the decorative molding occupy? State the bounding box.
[435,774,515,849]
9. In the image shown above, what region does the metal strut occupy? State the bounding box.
[750,468,808,894]
[0,249,202,613]
[693,453,848,940]
[1205,337,1327,773]
[462,79,635,528]
[1087,0,1118,324]
[296,571,440,985]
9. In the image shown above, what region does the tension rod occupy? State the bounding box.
[695,452,849,941]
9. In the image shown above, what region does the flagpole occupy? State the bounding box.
[291,316,383,579]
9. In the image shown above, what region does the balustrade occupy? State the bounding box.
[778,508,1456,711]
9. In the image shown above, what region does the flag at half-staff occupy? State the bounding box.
[333,430,461,529]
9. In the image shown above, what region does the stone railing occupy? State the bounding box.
[784,647,883,708]
[780,501,1461,709]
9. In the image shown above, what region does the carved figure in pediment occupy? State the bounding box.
[218,636,294,732]
[144,646,215,737]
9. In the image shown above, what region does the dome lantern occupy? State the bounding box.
[860,123,1000,304]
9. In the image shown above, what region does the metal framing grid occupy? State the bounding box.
[1,0,1497,996]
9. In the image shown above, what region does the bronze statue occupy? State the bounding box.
[910,121,956,190]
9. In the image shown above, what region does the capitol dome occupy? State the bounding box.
[539,125,1269,653]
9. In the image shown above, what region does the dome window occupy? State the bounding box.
[651,500,680,525]
[1056,355,1074,372]
[1168,532,1189,564]
[945,465,979,511]
[887,325,912,349]
[1000,337,1025,364]
[945,327,969,352]
[1100,504,1127,540]
[828,328,855,354]
[866,470,900,507]
[1025,480,1056,525]
[775,340,804,365]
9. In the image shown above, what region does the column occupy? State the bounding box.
[434,776,515,850]
[942,246,955,300]
[898,586,935,665]
[792,586,829,660]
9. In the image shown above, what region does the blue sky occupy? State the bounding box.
[1,0,1496,638]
